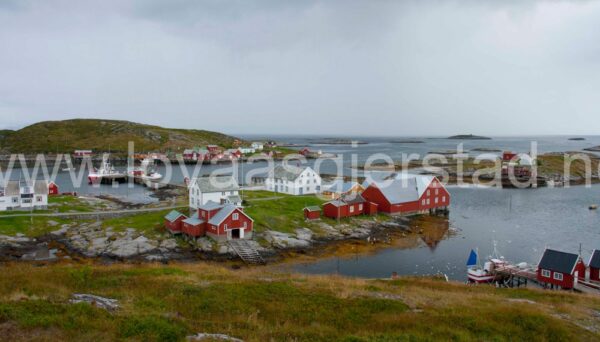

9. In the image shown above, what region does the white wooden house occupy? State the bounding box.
[265,165,321,195]
[0,180,48,211]
[251,142,264,151]
[188,175,241,210]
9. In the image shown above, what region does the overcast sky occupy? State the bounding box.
[0,0,599,136]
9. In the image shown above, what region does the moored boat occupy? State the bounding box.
[88,155,127,184]
[467,243,506,283]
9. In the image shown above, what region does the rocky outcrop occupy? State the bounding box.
[70,294,119,311]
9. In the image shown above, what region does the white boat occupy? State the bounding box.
[467,242,506,283]
[127,157,163,185]
[88,155,126,184]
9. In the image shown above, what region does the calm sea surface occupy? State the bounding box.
[7,135,600,280]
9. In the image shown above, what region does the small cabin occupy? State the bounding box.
[537,249,586,289]
[588,250,600,282]
[48,182,59,196]
[164,210,187,235]
[303,206,321,220]
[182,213,206,239]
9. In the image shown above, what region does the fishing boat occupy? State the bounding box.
[127,157,163,185]
[467,242,506,283]
[88,155,127,184]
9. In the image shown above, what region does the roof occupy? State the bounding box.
[165,210,186,222]
[538,249,580,274]
[198,200,225,211]
[340,193,366,204]
[33,180,48,195]
[190,175,239,193]
[371,178,420,204]
[323,180,360,193]
[227,195,242,204]
[270,165,312,181]
[183,213,205,226]
[324,200,346,207]
[208,205,249,226]
[304,206,320,212]
[4,180,19,196]
[589,250,600,269]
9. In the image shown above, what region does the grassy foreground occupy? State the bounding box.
[0,263,599,341]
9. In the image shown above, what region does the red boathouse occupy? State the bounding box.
[537,249,586,289]
[48,182,59,196]
[303,206,321,220]
[589,250,600,282]
[164,210,187,235]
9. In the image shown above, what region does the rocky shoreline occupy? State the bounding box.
[0,215,431,265]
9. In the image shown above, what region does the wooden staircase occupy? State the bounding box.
[228,240,265,265]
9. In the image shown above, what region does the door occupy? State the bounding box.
[231,229,240,239]
[299,187,303,195]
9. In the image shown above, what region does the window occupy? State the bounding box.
[427,190,430,196]
[434,197,438,204]
[233,213,239,220]
[201,211,205,218]
[442,196,446,203]
[553,272,563,281]
[36,196,43,202]
[435,189,439,195]
[426,199,430,205]
[422,199,426,205]
[243,222,247,228]
[359,204,363,210]
[224,224,228,230]
[350,206,354,213]
[541,269,551,278]
[222,192,225,196]
[12,197,18,204]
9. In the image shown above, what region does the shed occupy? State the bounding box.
[164,210,187,234]
[48,182,59,196]
[303,206,321,220]
[589,250,600,282]
[537,249,585,289]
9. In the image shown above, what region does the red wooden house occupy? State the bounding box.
[588,250,600,282]
[48,182,59,196]
[182,213,205,238]
[323,194,377,219]
[537,249,586,289]
[299,148,311,156]
[73,150,92,158]
[361,176,449,215]
[180,201,254,241]
[164,210,187,235]
[303,206,321,220]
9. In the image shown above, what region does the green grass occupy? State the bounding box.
[242,191,326,233]
[100,207,187,238]
[0,216,72,236]
[0,263,598,341]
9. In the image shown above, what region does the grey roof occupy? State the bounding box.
[208,205,239,225]
[589,250,600,269]
[34,180,48,195]
[198,200,225,211]
[271,165,307,181]
[538,249,579,274]
[4,180,19,196]
[165,210,186,222]
[191,175,239,193]
[227,195,242,204]
[323,180,360,193]
[325,200,345,207]
[304,206,320,212]
[372,178,419,204]
[341,193,366,204]
[183,213,205,226]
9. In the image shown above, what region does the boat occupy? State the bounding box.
[467,242,506,283]
[590,204,598,210]
[88,155,127,184]
[127,157,163,186]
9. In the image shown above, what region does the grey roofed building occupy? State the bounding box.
[227,195,242,204]
[375,178,420,204]
[340,193,366,204]
[589,250,600,269]
[304,206,320,212]
[165,210,186,222]
[271,165,305,180]
[191,175,239,193]
[325,199,346,207]
[538,249,580,274]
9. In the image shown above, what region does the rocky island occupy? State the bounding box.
[447,134,492,140]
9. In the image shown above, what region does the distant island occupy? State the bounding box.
[471,147,502,152]
[389,140,425,144]
[310,138,368,145]
[569,137,586,141]
[0,119,242,154]
[447,134,491,140]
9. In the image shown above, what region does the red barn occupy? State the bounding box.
[303,206,321,220]
[362,175,449,215]
[164,210,187,235]
[48,182,59,196]
[180,201,254,241]
[588,250,600,282]
[537,249,586,289]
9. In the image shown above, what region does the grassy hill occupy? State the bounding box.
[0,262,598,341]
[0,119,242,154]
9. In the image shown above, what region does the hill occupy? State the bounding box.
[0,262,598,341]
[0,119,242,154]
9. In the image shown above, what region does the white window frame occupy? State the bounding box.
[233,213,239,220]
[541,269,551,278]
[349,206,354,213]
[358,204,363,211]
[553,272,563,281]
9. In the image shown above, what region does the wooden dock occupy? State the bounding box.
[228,240,265,265]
